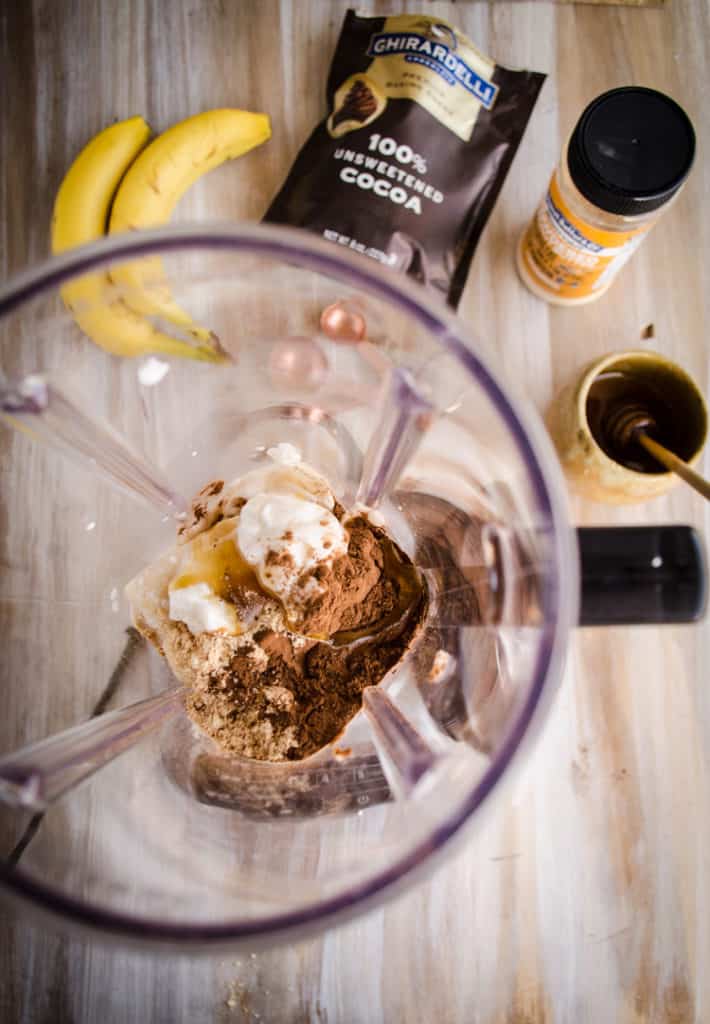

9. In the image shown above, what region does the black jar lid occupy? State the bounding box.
[567,87,695,217]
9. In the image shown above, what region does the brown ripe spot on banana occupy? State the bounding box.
[327,75,386,139]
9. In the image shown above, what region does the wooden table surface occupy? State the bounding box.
[1,1,709,1021]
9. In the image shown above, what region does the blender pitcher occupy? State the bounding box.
[0,225,704,948]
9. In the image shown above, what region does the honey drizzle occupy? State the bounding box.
[170,517,268,620]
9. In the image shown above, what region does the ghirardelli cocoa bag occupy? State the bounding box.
[265,10,546,307]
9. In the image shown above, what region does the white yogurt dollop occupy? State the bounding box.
[237,492,347,614]
[168,582,238,635]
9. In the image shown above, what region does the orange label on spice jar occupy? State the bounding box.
[519,171,653,301]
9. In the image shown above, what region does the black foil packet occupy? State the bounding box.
[265,10,546,307]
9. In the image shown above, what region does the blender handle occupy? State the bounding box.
[577,525,707,626]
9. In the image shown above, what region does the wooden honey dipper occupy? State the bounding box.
[605,403,710,501]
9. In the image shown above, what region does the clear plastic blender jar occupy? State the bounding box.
[0,225,704,948]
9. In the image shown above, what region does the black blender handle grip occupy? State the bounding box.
[577,525,707,626]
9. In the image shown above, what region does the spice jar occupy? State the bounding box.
[517,87,695,305]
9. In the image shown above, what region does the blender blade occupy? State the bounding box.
[0,372,188,516]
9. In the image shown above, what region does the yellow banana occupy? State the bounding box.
[108,109,271,325]
[51,117,223,361]
[52,117,151,252]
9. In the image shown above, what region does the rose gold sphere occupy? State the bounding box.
[319,301,367,344]
[268,337,328,392]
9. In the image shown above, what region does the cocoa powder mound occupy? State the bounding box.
[186,607,422,761]
[294,516,398,637]
[184,515,425,761]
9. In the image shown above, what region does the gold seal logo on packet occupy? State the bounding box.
[327,74,386,139]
